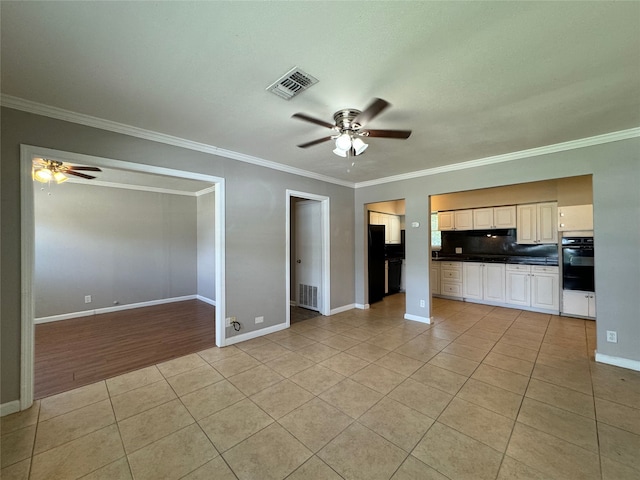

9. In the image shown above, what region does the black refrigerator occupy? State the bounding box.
[368,225,386,304]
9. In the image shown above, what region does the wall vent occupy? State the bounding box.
[298,283,318,309]
[267,67,318,100]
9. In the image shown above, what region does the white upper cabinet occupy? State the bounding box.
[558,204,593,231]
[473,206,516,229]
[517,202,557,244]
[369,211,402,244]
[439,210,473,231]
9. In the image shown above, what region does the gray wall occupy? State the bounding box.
[355,138,640,364]
[34,183,197,317]
[197,191,216,301]
[0,107,355,404]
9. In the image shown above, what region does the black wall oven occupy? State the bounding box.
[562,236,595,292]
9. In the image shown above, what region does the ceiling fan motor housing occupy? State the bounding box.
[333,109,363,133]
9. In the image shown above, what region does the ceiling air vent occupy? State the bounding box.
[267,67,318,100]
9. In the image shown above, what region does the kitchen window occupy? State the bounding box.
[431,212,441,250]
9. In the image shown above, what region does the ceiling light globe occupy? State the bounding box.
[352,137,368,155]
[333,147,348,157]
[335,133,352,151]
[34,168,53,183]
[53,171,68,183]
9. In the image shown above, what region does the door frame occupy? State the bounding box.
[285,190,331,325]
[20,144,226,410]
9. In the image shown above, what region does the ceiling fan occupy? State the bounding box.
[32,158,102,184]
[292,98,411,157]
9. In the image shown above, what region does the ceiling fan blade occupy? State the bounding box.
[365,129,412,139]
[292,113,335,130]
[65,170,97,180]
[297,136,334,148]
[353,98,390,127]
[67,166,102,172]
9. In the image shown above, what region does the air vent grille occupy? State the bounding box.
[299,283,318,309]
[267,67,318,100]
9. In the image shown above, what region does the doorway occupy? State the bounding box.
[286,190,330,326]
[20,145,226,409]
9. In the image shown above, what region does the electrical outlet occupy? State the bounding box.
[606,330,618,343]
[419,299,425,308]
[455,247,462,254]
[255,316,264,324]
[226,316,236,327]
[84,295,92,304]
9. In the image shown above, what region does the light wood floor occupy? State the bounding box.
[34,299,216,399]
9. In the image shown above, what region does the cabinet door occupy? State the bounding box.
[430,263,440,295]
[588,293,596,317]
[483,264,505,302]
[389,215,401,244]
[380,214,391,243]
[438,211,455,231]
[506,270,531,306]
[473,208,493,230]
[531,273,559,311]
[517,204,537,244]
[493,206,517,228]
[562,290,590,317]
[558,204,593,231]
[463,263,483,300]
[369,212,380,225]
[537,202,558,244]
[454,210,474,231]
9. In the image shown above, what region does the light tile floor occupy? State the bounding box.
[2,295,640,479]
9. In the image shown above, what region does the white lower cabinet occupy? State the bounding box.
[440,262,462,298]
[562,290,596,318]
[430,261,440,295]
[506,265,559,312]
[463,263,505,303]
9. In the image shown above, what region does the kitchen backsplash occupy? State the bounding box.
[439,229,558,257]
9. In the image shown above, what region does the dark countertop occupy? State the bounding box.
[432,254,558,266]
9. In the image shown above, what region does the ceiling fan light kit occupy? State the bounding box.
[292,98,411,161]
[32,158,102,184]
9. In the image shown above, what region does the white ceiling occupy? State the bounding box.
[3,2,639,185]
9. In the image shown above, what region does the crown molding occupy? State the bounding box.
[1,94,355,188]
[4,94,638,191]
[354,127,640,189]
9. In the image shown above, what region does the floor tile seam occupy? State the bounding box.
[434,412,513,456]
[283,455,346,480]
[31,406,118,457]
[599,452,640,474]
[349,417,415,458]
[475,361,533,383]
[198,407,275,455]
[513,416,601,459]
[522,391,596,423]
[274,411,353,456]
[104,397,135,479]
[196,348,242,365]
[37,394,110,424]
[591,394,640,416]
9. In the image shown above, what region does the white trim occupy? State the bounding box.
[5,96,637,192]
[34,295,202,324]
[65,178,203,197]
[2,94,353,188]
[1,401,21,417]
[355,303,370,310]
[20,145,226,412]
[595,352,640,372]
[223,323,289,346]
[197,295,216,307]
[196,186,216,197]
[330,304,355,315]
[404,313,431,324]
[354,127,640,188]
[285,190,332,330]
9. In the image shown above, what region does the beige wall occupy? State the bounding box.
[367,199,406,215]
[431,175,592,211]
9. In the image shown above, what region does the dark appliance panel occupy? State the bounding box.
[562,237,595,292]
[368,225,386,304]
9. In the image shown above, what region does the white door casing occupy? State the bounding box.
[295,200,322,312]
[19,145,226,411]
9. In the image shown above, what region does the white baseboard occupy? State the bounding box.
[0,400,20,417]
[595,351,640,372]
[404,313,431,324]
[330,304,355,315]
[196,295,216,307]
[223,322,289,346]
[355,303,370,310]
[34,295,199,324]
